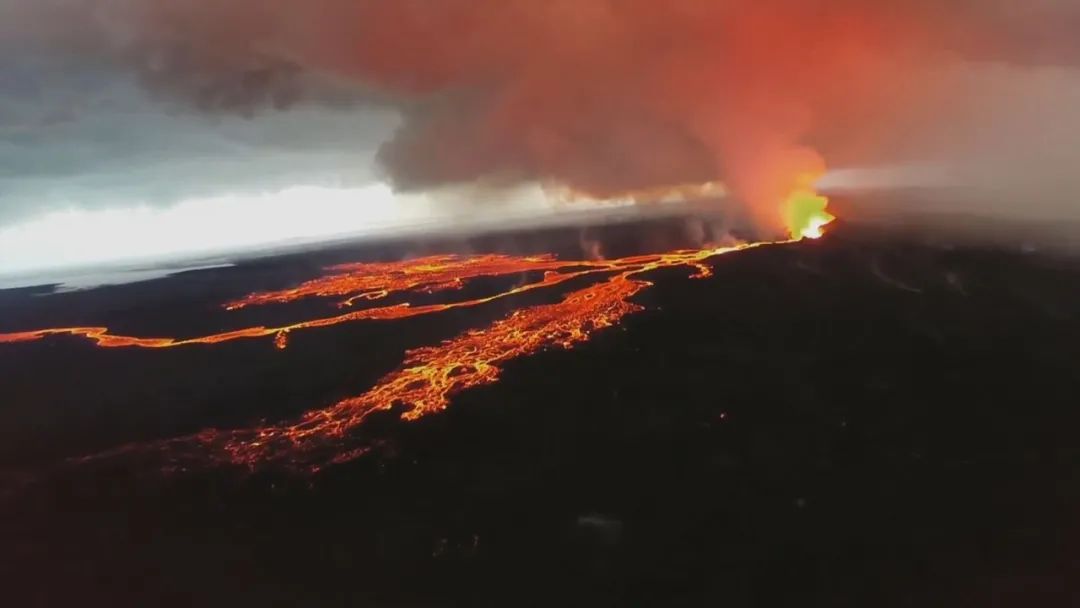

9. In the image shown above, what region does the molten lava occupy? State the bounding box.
[200,247,745,470]
[1,202,832,471]
[224,254,570,310]
[0,251,718,351]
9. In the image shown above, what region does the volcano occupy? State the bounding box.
[1,216,1079,606]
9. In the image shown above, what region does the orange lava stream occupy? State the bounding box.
[225,253,569,310]
[0,252,715,350]
[200,245,760,470]
[0,261,591,349]
[1,240,793,471]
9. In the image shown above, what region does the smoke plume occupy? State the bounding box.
[6,0,1080,234]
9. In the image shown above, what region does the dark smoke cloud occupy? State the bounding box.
[0,51,397,224]
[0,0,372,115]
[4,0,1080,232]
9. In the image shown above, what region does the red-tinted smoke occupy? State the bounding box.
[12,0,1079,231]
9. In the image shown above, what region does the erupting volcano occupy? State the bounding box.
[0,191,833,471]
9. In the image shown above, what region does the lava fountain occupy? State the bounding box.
[782,173,836,240]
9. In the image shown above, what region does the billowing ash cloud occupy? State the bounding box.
[4,1,1080,231]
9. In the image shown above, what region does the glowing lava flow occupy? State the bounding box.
[199,246,750,470]
[0,252,723,351]
[0,257,604,349]
[1,196,833,471]
[224,253,571,310]
[0,245,760,470]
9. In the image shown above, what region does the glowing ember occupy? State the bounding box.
[0,234,821,471]
[274,330,290,350]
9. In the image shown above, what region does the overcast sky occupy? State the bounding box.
[0,12,410,275]
[0,47,399,220]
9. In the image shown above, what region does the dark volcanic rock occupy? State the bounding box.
[1,220,1079,607]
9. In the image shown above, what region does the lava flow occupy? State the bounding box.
[224,253,572,310]
[1,198,834,472]
[0,253,717,350]
[0,256,605,349]
[201,245,753,471]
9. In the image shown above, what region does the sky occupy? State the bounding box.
[2,1,1080,275]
